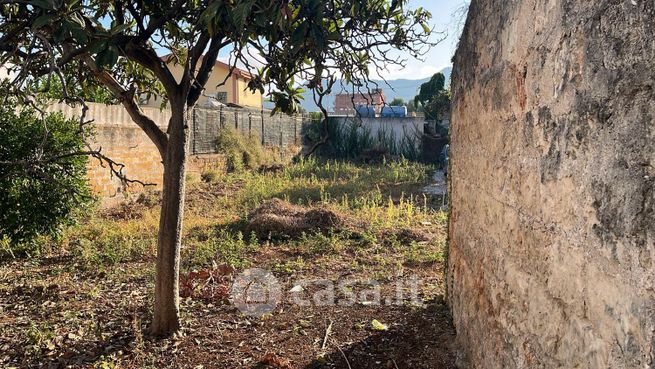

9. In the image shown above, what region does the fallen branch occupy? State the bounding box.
[321,319,333,351]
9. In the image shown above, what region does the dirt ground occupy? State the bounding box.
[0,161,457,369]
[0,258,456,369]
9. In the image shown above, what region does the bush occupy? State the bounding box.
[0,103,92,254]
[201,170,220,183]
[215,129,265,172]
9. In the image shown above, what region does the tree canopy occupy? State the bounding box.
[414,72,450,120]
[389,96,420,113]
[1,0,434,115]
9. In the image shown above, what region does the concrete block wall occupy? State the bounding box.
[47,103,297,203]
[448,1,654,368]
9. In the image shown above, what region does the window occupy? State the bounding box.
[215,91,228,103]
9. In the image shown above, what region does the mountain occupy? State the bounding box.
[264,66,452,112]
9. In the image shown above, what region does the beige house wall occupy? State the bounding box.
[142,60,262,109]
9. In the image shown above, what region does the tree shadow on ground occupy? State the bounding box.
[4,314,143,368]
[304,298,457,369]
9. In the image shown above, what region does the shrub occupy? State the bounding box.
[314,118,422,161]
[215,129,265,172]
[0,103,92,255]
[201,170,220,183]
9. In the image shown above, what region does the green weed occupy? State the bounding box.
[404,240,445,265]
[25,320,55,354]
[216,129,265,172]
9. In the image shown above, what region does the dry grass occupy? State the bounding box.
[245,198,343,239]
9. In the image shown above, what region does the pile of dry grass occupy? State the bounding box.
[245,198,343,239]
[101,191,161,220]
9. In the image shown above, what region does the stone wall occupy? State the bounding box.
[47,103,302,204]
[448,1,654,368]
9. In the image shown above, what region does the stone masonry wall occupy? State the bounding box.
[47,103,302,204]
[47,103,173,201]
[448,1,654,368]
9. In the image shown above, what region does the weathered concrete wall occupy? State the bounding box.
[448,1,654,368]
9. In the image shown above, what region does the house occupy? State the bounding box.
[334,88,386,115]
[143,55,263,109]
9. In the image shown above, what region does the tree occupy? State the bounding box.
[414,72,450,120]
[0,96,91,254]
[389,97,418,113]
[0,0,434,336]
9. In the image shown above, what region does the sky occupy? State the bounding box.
[216,0,470,82]
[376,0,469,80]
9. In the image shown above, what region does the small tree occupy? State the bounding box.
[1,0,435,336]
[0,97,91,253]
[389,97,419,113]
[414,72,450,120]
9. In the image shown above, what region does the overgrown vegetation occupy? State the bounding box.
[0,0,437,337]
[215,129,266,172]
[23,158,441,271]
[0,103,92,256]
[0,157,452,367]
[309,118,423,161]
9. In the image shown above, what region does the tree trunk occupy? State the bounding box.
[150,105,188,336]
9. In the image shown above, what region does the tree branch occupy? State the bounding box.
[114,37,179,96]
[80,54,169,158]
[187,36,230,107]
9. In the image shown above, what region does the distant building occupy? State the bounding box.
[334,88,386,115]
[143,55,263,109]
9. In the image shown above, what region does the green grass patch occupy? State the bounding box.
[39,157,447,272]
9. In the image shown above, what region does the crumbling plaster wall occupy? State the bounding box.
[448,0,654,368]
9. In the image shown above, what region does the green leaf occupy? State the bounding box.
[200,1,221,35]
[231,1,253,28]
[371,319,388,331]
[420,21,431,34]
[290,22,308,46]
[110,22,135,36]
[95,45,119,69]
[70,26,88,43]
[53,22,71,43]
[32,14,54,30]
[87,40,108,55]
[28,0,56,10]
